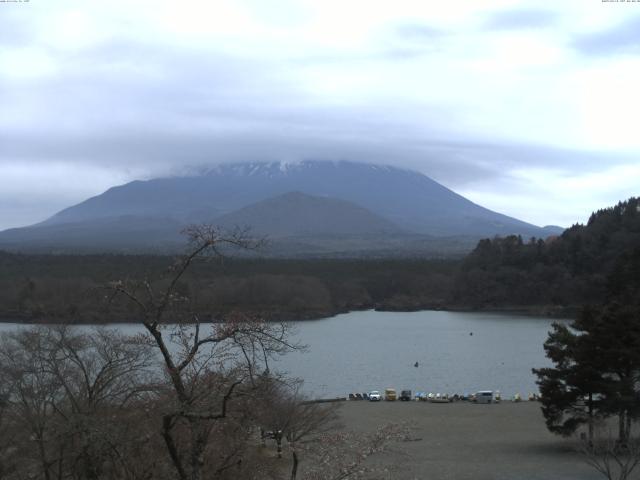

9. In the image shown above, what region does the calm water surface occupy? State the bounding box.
[274,310,561,398]
[0,310,562,398]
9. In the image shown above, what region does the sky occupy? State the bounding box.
[1,0,639,230]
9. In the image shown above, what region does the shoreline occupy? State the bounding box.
[0,304,575,324]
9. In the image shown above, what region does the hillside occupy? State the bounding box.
[452,197,640,311]
[214,191,404,237]
[0,161,561,255]
[0,216,185,253]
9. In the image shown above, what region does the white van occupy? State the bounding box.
[475,391,494,404]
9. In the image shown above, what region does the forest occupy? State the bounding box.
[453,197,640,311]
[0,254,457,323]
[0,197,638,323]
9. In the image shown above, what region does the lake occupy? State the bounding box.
[0,310,562,399]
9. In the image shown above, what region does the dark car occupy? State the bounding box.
[400,390,412,401]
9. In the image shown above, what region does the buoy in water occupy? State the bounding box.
[414,362,419,368]
[469,332,473,336]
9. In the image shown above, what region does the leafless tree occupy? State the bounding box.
[107,225,298,480]
[579,428,640,480]
[0,364,16,479]
[254,378,340,479]
[251,376,412,480]
[0,325,157,480]
[0,327,66,479]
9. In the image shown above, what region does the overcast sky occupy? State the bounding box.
[1,0,639,230]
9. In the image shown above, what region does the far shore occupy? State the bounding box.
[0,304,576,325]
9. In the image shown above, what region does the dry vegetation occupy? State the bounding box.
[0,226,411,480]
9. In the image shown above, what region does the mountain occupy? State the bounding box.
[0,216,185,253]
[215,192,403,237]
[0,160,562,255]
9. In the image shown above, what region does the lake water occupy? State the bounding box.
[274,310,560,398]
[0,310,562,399]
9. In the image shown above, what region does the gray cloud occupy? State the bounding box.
[482,8,557,31]
[573,16,640,56]
[1,2,638,230]
[0,33,631,195]
[1,123,630,189]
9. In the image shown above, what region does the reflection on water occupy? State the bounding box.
[0,310,563,399]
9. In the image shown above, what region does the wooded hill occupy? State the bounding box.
[453,197,640,311]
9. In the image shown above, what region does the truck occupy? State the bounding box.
[384,388,397,401]
[475,390,494,404]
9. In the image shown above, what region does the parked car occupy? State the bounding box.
[369,390,382,401]
[385,388,397,401]
[400,390,412,401]
[475,391,494,404]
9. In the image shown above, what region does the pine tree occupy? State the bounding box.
[534,303,640,443]
[533,314,607,441]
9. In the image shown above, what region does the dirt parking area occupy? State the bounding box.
[337,400,602,480]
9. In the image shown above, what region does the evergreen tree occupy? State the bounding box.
[533,314,607,440]
[534,303,640,443]
[587,303,640,443]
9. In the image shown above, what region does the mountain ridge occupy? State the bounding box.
[0,160,563,255]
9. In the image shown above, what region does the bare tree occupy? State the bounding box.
[0,325,157,480]
[579,428,640,480]
[0,363,17,479]
[254,378,340,479]
[107,225,298,480]
[252,376,413,480]
[0,327,66,479]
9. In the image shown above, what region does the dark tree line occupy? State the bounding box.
[454,197,640,311]
[0,254,457,323]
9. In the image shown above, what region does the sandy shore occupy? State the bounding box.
[336,400,602,480]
